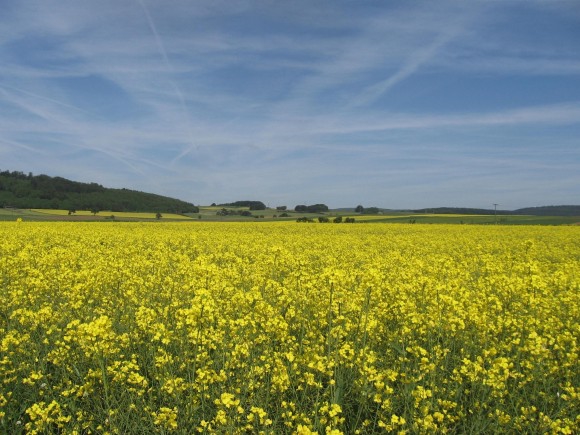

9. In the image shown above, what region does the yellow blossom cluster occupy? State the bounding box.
[0,221,578,434]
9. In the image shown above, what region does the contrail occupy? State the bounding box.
[136,0,197,164]
[351,31,456,108]
[0,138,45,154]
[0,83,96,117]
[0,85,148,175]
[136,0,171,70]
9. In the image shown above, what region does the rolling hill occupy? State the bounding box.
[0,170,198,214]
[412,206,580,216]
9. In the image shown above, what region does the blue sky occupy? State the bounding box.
[1,0,579,209]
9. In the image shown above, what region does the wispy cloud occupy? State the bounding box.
[135,0,197,164]
[0,0,579,208]
[298,102,580,137]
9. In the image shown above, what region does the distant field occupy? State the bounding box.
[1,207,577,225]
[358,214,580,225]
[0,208,31,221]
[28,209,194,220]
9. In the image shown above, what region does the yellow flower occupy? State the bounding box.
[152,407,178,430]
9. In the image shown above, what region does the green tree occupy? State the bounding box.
[307,204,328,213]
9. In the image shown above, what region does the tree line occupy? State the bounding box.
[355,205,381,214]
[294,204,329,213]
[0,170,199,213]
[217,201,267,210]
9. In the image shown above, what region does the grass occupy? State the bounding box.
[0,208,34,221]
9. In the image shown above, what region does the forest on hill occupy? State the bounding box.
[0,170,198,213]
[513,205,580,216]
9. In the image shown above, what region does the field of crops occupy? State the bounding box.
[29,209,194,220]
[1,222,578,434]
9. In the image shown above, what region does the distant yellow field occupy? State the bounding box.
[353,214,420,221]
[30,209,193,219]
[417,213,494,217]
[356,214,496,220]
[353,214,402,220]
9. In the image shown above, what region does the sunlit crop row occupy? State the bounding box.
[1,222,578,434]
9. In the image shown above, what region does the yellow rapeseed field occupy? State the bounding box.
[0,222,578,434]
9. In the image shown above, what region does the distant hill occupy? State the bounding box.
[412,206,580,216]
[513,205,580,216]
[0,170,198,213]
[413,207,511,215]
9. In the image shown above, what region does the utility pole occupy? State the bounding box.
[493,203,498,224]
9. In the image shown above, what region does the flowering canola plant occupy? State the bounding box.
[0,222,578,434]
